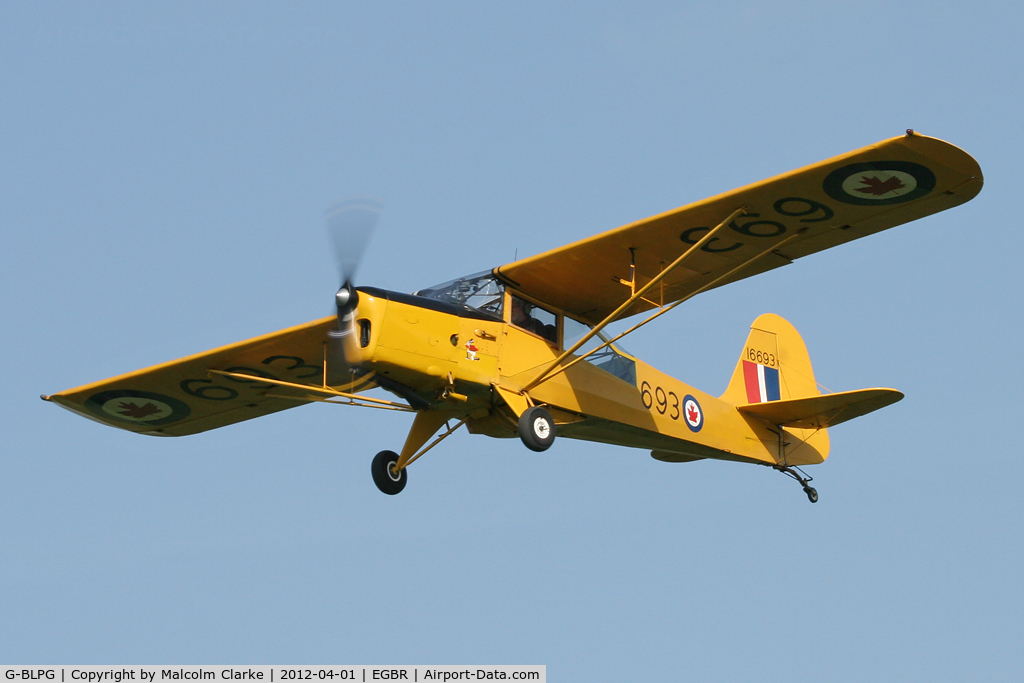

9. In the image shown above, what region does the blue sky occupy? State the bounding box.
[2,2,1021,679]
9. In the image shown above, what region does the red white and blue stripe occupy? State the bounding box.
[742,360,780,403]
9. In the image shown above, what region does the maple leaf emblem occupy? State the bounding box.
[854,174,905,196]
[116,401,162,419]
[687,403,699,424]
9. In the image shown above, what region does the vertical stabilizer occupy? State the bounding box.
[721,313,820,405]
[722,313,829,465]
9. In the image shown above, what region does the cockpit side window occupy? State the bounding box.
[510,295,558,344]
[562,316,592,351]
[562,316,637,385]
[583,343,638,385]
[414,271,504,317]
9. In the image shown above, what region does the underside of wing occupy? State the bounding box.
[44,316,372,436]
[736,388,904,429]
[496,133,982,325]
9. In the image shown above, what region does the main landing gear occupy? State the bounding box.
[518,406,555,452]
[774,464,818,503]
[369,405,556,496]
[370,412,469,495]
[371,450,407,495]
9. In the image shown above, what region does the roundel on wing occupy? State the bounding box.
[823,161,936,206]
[682,394,703,433]
[85,389,191,426]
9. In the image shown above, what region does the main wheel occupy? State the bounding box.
[804,486,818,504]
[518,406,555,452]
[371,450,407,495]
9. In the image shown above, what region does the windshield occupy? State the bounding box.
[414,270,505,318]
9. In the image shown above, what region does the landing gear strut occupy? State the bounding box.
[370,414,470,495]
[773,464,818,503]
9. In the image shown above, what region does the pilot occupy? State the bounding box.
[512,297,556,342]
[511,297,533,328]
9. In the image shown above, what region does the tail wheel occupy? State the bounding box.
[371,450,407,495]
[773,463,819,504]
[518,406,555,452]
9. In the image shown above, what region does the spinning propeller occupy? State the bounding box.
[325,198,382,364]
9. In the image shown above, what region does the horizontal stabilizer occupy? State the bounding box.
[737,388,903,429]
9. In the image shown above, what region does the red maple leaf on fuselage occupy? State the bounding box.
[855,175,905,196]
[117,401,162,419]
[687,404,699,423]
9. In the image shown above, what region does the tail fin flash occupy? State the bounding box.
[721,313,819,405]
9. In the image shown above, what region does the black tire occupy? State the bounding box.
[372,450,407,495]
[518,406,555,452]
[804,486,818,504]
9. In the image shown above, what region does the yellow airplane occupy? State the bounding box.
[43,131,982,502]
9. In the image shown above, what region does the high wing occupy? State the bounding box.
[44,316,366,436]
[496,132,982,325]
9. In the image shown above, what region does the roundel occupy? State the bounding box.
[682,394,703,433]
[85,389,190,427]
[822,161,936,206]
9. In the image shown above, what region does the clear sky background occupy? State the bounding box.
[2,2,1021,679]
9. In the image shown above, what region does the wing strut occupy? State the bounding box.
[521,207,747,392]
[207,369,416,412]
[526,225,811,389]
